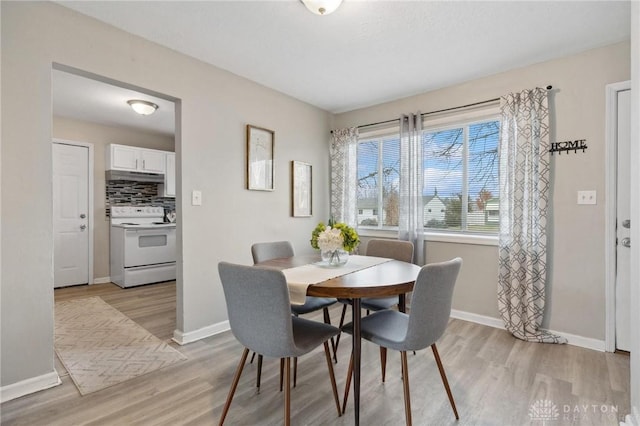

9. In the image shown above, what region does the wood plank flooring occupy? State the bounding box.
[1,282,630,425]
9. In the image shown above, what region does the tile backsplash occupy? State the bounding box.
[106,180,175,218]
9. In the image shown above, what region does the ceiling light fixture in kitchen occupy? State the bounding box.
[300,0,342,15]
[127,99,159,115]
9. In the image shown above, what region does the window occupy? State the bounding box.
[423,118,500,234]
[354,112,500,238]
[356,131,400,228]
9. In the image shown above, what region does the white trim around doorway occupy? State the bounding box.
[604,80,631,352]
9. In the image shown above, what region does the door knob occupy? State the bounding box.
[622,219,631,229]
[80,213,86,219]
[621,237,631,248]
[80,225,87,231]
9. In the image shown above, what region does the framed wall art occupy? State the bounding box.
[291,161,312,217]
[246,125,275,191]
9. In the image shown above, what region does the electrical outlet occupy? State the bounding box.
[192,190,202,206]
[577,190,596,205]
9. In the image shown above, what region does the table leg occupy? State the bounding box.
[399,293,406,313]
[352,298,361,426]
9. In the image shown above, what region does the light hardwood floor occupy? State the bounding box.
[1,282,630,425]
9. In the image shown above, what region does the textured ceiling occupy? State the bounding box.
[54,0,630,133]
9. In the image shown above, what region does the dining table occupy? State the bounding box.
[256,253,421,426]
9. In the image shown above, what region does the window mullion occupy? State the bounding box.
[461,126,469,231]
[378,139,384,228]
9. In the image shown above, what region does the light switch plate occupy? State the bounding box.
[192,190,202,206]
[577,190,596,205]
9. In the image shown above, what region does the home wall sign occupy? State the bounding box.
[549,139,587,155]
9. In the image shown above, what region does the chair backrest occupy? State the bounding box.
[218,262,296,357]
[251,241,295,264]
[404,257,462,350]
[365,239,414,263]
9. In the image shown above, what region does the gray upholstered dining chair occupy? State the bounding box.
[341,257,462,426]
[334,239,414,355]
[251,241,338,386]
[217,262,341,425]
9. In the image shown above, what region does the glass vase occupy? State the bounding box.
[320,248,349,267]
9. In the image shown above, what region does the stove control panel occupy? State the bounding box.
[111,206,165,218]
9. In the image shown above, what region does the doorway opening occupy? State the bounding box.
[51,63,181,336]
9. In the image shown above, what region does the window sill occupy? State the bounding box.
[356,228,498,247]
[424,232,498,246]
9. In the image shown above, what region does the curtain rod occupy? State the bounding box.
[332,85,553,133]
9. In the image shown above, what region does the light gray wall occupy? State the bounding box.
[1,2,331,388]
[53,116,176,280]
[336,42,630,340]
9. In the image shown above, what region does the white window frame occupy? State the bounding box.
[354,105,501,247]
[421,106,500,245]
[355,127,401,232]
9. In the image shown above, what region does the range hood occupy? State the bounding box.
[106,170,164,183]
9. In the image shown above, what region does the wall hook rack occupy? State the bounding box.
[549,139,587,155]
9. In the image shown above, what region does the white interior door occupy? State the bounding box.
[53,143,89,287]
[616,88,631,351]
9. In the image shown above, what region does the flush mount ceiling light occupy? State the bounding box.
[301,0,342,15]
[127,99,159,115]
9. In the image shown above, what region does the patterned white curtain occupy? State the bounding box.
[398,113,425,265]
[497,88,566,344]
[330,128,358,227]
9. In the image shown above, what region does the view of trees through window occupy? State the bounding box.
[356,136,400,227]
[356,118,500,234]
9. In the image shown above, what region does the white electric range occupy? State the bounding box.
[110,206,176,288]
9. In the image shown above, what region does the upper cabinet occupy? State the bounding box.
[106,144,167,174]
[159,152,176,198]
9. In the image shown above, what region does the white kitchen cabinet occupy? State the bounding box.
[158,152,176,197]
[140,149,166,173]
[106,144,167,174]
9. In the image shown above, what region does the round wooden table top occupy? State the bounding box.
[257,254,421,299]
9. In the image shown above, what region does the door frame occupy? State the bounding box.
[52,139,95,285]
[605,80,631,352]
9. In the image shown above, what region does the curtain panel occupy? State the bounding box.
[398,113,425,266]
[330,128,358,228]
[497,88,566,344]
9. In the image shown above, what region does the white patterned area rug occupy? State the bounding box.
[55,296,186,395]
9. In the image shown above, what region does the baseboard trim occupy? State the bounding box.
[451,309,505,329]
[172,320,230,345]
[450,309,606,352]
[92,276,111,284]
[0,370,61,403]
[619,407,640,425]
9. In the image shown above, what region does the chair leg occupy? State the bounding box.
[293,357,297,388]
[218,347,249,426]
[323,341,342,417]
[380,347,387,382]
[323,307,338,363]
[431,343,459,420]
[334,304,348,358]
[250,351,256,364]
[284,357,291,426]
[256,354,263,390]
[342,350,354,414]
[280,358,284,392]
[400,351,412,426]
